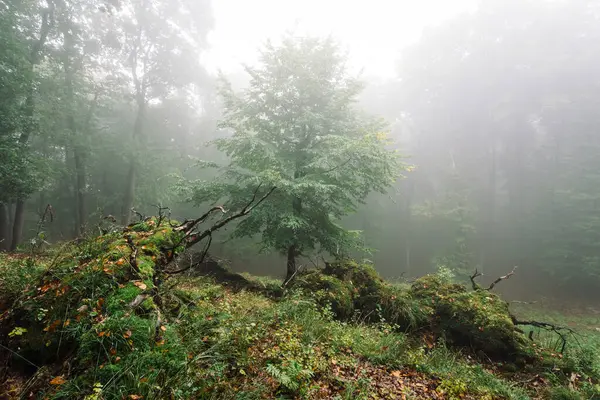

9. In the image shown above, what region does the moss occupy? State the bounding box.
[291,271,354,319]
[409,274,533,362]
[323,259,387,313]
[137,255,155,278]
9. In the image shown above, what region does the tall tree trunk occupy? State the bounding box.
[121,163,137,225]
[481,140,497,274]
[11,2,54,250]
[61,18,86,236]
[10,200,26,251]
[284,195,303,284]
[0,203,10,251]
[285,244,297,284]
[121,29,146,226]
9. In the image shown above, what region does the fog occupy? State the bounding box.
[1,0,599,307]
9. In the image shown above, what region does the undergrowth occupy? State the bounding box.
[0,224,599,399]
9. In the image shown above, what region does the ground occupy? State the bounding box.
[0,219,599,399]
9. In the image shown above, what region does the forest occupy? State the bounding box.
[1,0,600,399]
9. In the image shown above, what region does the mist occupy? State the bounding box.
[2,0,599,305]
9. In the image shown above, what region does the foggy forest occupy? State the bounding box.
[1,0,600,399]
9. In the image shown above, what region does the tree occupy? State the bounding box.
[183,36,405,282]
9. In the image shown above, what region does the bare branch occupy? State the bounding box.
[470,266,518,291]
[165,234,212,275]
[469,269,483,290]
[164,185,276,274]
[183,186,276,249]
[512,316,576,353]
[486,266,517,291]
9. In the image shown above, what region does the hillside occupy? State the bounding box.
[0,218,599,399]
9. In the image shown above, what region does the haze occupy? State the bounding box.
[205,0,478,77]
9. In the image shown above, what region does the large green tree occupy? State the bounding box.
[184,36,405,282]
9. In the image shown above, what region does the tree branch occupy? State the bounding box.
[183,185,276,249]
[512,316,576,353]
[470,266,518,291]
[487,266,517,291]
[164,185,276,274]
[469,269,483,290]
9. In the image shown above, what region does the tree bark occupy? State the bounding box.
[61,18,86,235]
[0,204,10,251]
[121,24,146,226]
[285,244,297,284]
[11,1,54,250]
[10,200,26,251]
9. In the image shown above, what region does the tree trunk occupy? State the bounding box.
[10,200,26,251]
[0,204,10,251]
[11,2,54,250]
[121,31,146,226]
[61,19,86,235]
[285,244,297,284]
[121,163,137,225]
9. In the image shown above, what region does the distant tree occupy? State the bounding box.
[183,36,405,282]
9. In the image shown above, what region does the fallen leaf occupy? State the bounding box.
[160,325,166,331]
[123,330,132,338]
[49,376,66,385]
[133,281,147,290]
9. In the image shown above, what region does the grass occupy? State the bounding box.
[1,228,599,399]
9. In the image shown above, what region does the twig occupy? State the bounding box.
[131,208,144,222]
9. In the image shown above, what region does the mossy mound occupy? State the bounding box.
[409,274,533,363]
[0,217,188,398]
[289,270,355,318]
[292,261,535,364]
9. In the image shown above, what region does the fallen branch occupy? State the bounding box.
[125,234,139,273]
[469,269,483,291]
[470,266,518,291]
[512,316,576,353]
[182,185,276,249]
[487,266,518,291]
[165,184,276,274]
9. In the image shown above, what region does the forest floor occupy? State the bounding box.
[0,222,599,399]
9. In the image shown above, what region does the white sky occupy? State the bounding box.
[202,0,479,78]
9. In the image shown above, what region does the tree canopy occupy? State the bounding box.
[182,36,405,281]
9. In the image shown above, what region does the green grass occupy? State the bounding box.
[2,234,600,399]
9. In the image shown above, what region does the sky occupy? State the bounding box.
[202,0,479,78]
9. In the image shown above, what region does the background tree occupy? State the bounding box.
[182,36,405,282]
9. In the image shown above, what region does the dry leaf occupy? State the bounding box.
[160,325,166,331]
[49,376,66,385]
[133,281,147,290]
[123,330,132,338]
